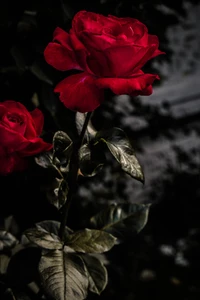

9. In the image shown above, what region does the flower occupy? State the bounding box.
[44,10,164,112]
[0,101,52,175]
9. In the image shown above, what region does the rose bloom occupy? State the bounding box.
[0,101,52,175]
[44,11,164,113]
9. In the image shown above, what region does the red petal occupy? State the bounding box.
[69,30,91,73]
[19,139,52,156]
[96,72,159,96]
[30,108,44,136]
[54,72,104,113]
[0,150,27,175]
[104,45,149,77]
[0,125,30,153]
[1,100,28,113]
[44,27,82,71]
[0,125,52,156]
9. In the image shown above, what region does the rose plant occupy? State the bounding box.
[0,10,164,300]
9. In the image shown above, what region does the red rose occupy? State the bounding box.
[44,10,164,113]
[0,101,52,175]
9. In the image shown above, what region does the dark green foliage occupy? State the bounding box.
[90,203,150,241]
[95,128,144,182]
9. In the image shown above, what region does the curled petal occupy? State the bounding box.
[30,108,44,136]
[89,44,163,77]
[0,100,29,113]
[103,45,149,77]
[44,27,82,71]
[69,30,91,73]
[54,72,104,112]
[0,125,52,156]
[148,35,165,58]
[96,72,159,96]
[19,138,52,156]
[0,125,30,153]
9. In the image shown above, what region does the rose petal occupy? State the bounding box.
[30,108,44,136]
[96,72,159,96]
[0,125,52,156]
[0,100,28,113]
[0,125,30,153]
[0,149,27,175]
[19,138,52,156]
[1,112,26,135]
[54,72,104,112]
[91,45,149,77]
[69,30,91,73]
[72,11,117,35]
[44,27,82,71]
[79,31,117,51]
[72,11,102,35]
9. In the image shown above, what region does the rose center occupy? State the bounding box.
[7,113,24,125]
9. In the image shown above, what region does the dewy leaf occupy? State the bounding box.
[67,229,116,253]
[79,143,105,177]
[45,178,68,210]
[95,127,144,182]
[39,249,88,300]
[79,254,108,295]
[53,179,69,209]
[76,112,97,143]
[0,231,18,251]
[35,151,54,169]
[24,228,63,250]
[24,220,70,250]
[53,131,72,156]
[53,131,72,168]
[90,203,151,240]
[36,220,73,235]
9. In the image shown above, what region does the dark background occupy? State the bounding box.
[0,0,200,299]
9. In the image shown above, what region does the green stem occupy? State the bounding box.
[59,112,92,240]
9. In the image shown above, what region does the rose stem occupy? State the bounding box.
[59,111,92,241]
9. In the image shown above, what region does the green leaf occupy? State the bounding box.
[53,178,69,209]
[90,203,151,240]
[53,131,72,159]
[36,220,73,235]
[79,143,105,177]
[79,254,107,295]
[67,229,116,253]
[0,231,18,251]
[53,131,72,173]
[39,250,88,300]
[43,177,69,210]
[24,228,63,250]
[35,151,54,169]
[24,220,70,250]
[95,127,144,182]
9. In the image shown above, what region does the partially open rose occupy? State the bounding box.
[44,10,164,112]
[0,101,52,175]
